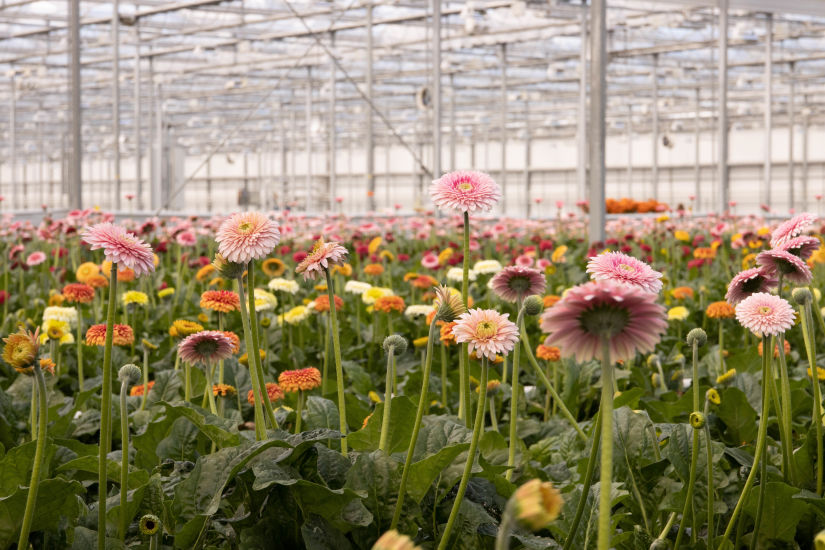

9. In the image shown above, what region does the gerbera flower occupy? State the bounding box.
[756,249,813,285]
[735,292,795,336]
[778,236,820,260]
[2,327,40,374]
[410,275,438,290]
[168,319,203,338]
[362,286,394,305]
[239,349,266,366]
[490,266,546,303]
[86,274,109,289]
[429,170,502,212]
[222,331,241,353]
[85,324,134,346]
[278,367,322,392]
[313,294,343,313]
[82,222,155,276]
[770,212,817,247]
[215,211,280,264]
[282,305,310,325]
[62,283,95,304]
[364,263,384,276]
[758,339,791,358]
[122,290,148,306]
[373,531,422,550]
[247,382,284,404]
[433,285,467,322]
[26,251,47,266]
[196,264,216,282]
[75,261,101,283]
[540,280,667,364]
[200,290,241,313]
[404,304,435,319]
[543,295,561,308]
[374,295,405,314]
[670,286,694,300]
[512,479,564,530]
[130,380,155,396]
[262,258,287,277]
[344,280,372,295]
[213,383,237,397]
[451,309,520,361]
[158,287,175,299]
[706,301,736,319]
[473,259,503,275]
[295,238,348,281]
[586,251,663,294]
[536,344,561,361]
[725,267,778,305]
[268,278,301,294]
[177,330,234,365]
[43,306,78,326]
[667,306,689,321]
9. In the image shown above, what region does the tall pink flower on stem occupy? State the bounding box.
[735,292,795,337]
[429,170,502,213]
[216,212,280,264]
[586,251,663,294]
[82,222,155,276]
[490,266,546,303]
[451,308,520,361]
[725,267,778,305]
[770,212,817,247]
[25,251,47,267]
[778,236,820,261]
[295,238,348,281]
[756,249,813,285]
[178,330,234,414]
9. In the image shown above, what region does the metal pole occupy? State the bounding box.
[695,87,701,211]
[147,57,156,209]
[9,75,17,210]
[432,0,442,182]
[306,67,312,212]
[524,100,532,218]
[290,92,296,209]
[134,22,142,210]
[154,82,163,210]
[626,106,632,197]
[38,116,44,208]
[802,96,809,206]
[280,103,287,211]
[763,13,773,208]
[328,32,336,210]
[449,73,456,171]
[718,0,729,212]
[500,44,507,215]
[651,53,659,201]
[69,0,82,209]
[112,0,121,210]
[206,154,212,212]
[578,5,587,202]
[366,2,376,210]
[589,0,606,244]
[788,63,795,212]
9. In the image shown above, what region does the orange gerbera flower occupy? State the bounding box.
[440,321,457,346]
[76,262,100,283]
[222,331,241,353]
[278,367,322,392]
[213,383,237,397]
[364,263,385,276]
[86,274,109,289]
[247,382,284,404]
[196,264,216,282]
[374,295,405,313]
[85,324,134,346]
[670,286,694,300]
[200,290,241,313]
[130,380,155,396]
[693,247,716,260]
[758,339,791,358]
[411,275,438,289]
[705,301,736,319]
[63,283,95,304]
[314,294,344,313]
[536,345,561,361]
[542,295,561,308]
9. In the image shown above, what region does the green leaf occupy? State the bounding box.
[70,526,126,550]
[743,482,809,542]
[0,478,84,548]
[145,370,182,405]
[346,395,416,454]
[158,401,241,448]
[716,388,758,444]
[305,396,340,432]
[406,443,470,504]
[344,451,397,526]
[301,515,354,550]
[56,455,150,489]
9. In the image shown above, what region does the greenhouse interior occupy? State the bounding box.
[4,1,825,549]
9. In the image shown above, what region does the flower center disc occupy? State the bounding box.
[476,320,497,339]
[457,181,474,192]
[758,306,773,316]
[618,263,635,272]
[238,222,253,233]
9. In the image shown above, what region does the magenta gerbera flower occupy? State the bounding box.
[451,308,520,361]
[725,267,778,305]
[178,330,234,365]
[429,170,502,213]
[770,213,817,247]
[540,280,667,364]
[756,249,813,285]
[82,222,155,276]
[489,266,546,303]
[295,238,348,281]
[777,236,820,261]
[735,292,795,337]
[25,251,47,266]
[215,212,280,264]
[586,251,663,294]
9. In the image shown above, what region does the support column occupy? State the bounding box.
[788,63,795,211]
[694,87,701,212]
[524,100,532,218]
[432,0,442,181]
[499,44,507,215]
[306,67,313,212]
[280,103,287,211]
[626,106,632,198]
[651,53,659,201]
[763,13,773,207]
[366,2,376,210]
[112,0,121,210]
[589,0,606,244]
[328,32,336,209]
[718,0,730,212]
[9,75,17,209]
[69,0,83,209]
[449,73,456,171]
[206,154,212,212]
[802,97,809,207]
[578,5,587,202]
[148,57,157,209]
[134,23,142,210]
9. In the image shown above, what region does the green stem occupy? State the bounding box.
[17,363,48,550]
[776,333,796,484]
[675,340,703,547]
[597,338,614,550]
[506,307,525,481]
[295,390,304,434]
[236,276,266,441]
[77,311,84,392]
[379,348,395,452]
[325,268,348,456]
[247,267,278,431]
[461,211,471,427]
[119,380,129,541]
[704,402,715,544]
[494,500,517,550]
[322,315,330,395]
[184,362,191,402]
[437,356,488,550]
[98,264,118,550]
[391,320,437,529]
[440,343,448,409]
[750,423,768,550]
[562,414,601,550]
[801,302,823,495]
[489,397,498,432]
[140,347,149,411]
[458,349,467,421]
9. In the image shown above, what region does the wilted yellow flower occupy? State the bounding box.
[512,479,564,530]
[706,388,721,405]
[716,368,736,384]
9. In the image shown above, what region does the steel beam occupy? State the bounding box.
[718,0,730,213]
[589,0,606,244]
[9,75,17,209]
[366,2,375,210]
[328,32,336,209]
[578,5,588,203]
[112,0,121,210]
[69,0,82,209]
[788,63,795,211]
[652,53,659,201]
[802,96,809,207]
[695,87,701,212]
[763,13,772,207]
[134,23,142,210]
[306,67,312,212]
[432,0,442,182]
[500,43,507,215]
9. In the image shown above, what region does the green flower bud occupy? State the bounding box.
[139,514,160,536]
[689,411,705,429]
[649,539,670,550]
[522,295,544,317]
[793,287,813,306]
[260,316,272,328]
[686,328,707,347]
[383,334,408,355]
[212,253,246,279]
[815,529,825,550]
[118,363,142,385]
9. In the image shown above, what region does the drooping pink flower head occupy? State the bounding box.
[490,266,546,303]
[295,238,348,281]
[82,222,155,276]
[756,249,813,285]
[540,280,667,364]
[770,213,817,247]
[452,308,519,361]
[178,330,234,365]
[429,170,502,213]
[725,267,778,305]
[586,251,663,294]
[215,212,280,264]
[25,251,47,266]
[777,236,820,261]
[735,292,795,337]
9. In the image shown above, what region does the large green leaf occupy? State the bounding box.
[716,387,758,444]
[346,395,416,454]
[743,481,809,542]
[305,396,340,432]
[0,478,84,549]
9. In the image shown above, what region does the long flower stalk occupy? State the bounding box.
[118,365,140,541]
[17,362,48,550]
[798,291,823,495]
[460,211,471,426]
[247,267,278,430]
[325,268,348,455]
[561,413,601,550]
[235,276,266,441]
[505,305,525,481]
[597,337,614,550]
[379,343,396,452]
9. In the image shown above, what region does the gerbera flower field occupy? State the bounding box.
[5,177,825,550]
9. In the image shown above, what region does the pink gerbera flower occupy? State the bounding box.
[215,212,280,264]
[725,267,778,305]
[540,280,667,364]
[178,330,234,365]
[586,251,663,294]
[756,249,813,285]
[770,213,817,247]
[429,170,502,213]
[295,238,348,281]
[25,251,47,266]
[490,266,546,303]
[777,236,820,261]
[82,222,155,276]
[452,308,519,361]
[176,230,197,247]
[735,292,795,336]
[421,253,440,270]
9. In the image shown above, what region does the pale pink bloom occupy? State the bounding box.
[295,239,348,281]
[725,267,778,305]
[515,254,534,267]
[429,170,501,213]
[756,249,813,285]
[490,266,546,303]
[540,280,667,364]
[421,253,440,270]
[8,244,24,260]
[176,230,197,247]
[770,213,817,247]
[178,330,234,365]
[536,258,551,271]
[216,212,280,264]
[82,222,155,276]
[25,251,47,266]
[586,251,663,294]
[451,308,520,361]
[777,236,820,261]
[735,292,795,337]
[555,201,564,209]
